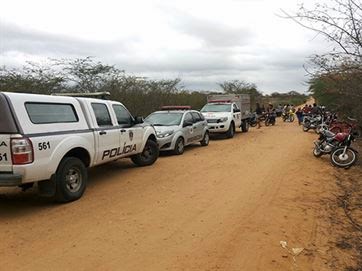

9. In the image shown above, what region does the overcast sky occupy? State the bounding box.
[0,0,331,93]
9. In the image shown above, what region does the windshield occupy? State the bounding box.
[145,112,183,126]
[201,104,231,113]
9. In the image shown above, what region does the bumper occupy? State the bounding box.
[157,136,174,151]
[0,173,23,187]
[207,123,229,133]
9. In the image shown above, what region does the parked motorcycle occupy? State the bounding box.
[265,112,276,126]
[303,115,322,132]
[313,129,348,157]
[248,113,258,127]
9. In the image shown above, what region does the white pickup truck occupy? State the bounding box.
[0,92,159,202]
[200,94,251,138]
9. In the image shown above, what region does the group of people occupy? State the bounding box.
[295,103,324,125]
[254,102,279,128]
[253,102,324,127]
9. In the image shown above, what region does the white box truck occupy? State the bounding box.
[200,94,251,138]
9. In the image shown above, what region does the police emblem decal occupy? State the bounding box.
[129,131,134,141]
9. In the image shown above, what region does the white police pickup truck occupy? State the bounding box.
[0,92,159,202]
[200,94,251,138]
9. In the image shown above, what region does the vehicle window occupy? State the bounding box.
[91,103,113,127]
[113,104,132,126]
[25,102,78,124]
[191,112,202,122]
[183,113,193,124]
[0,94,18,133]
[145,112,183,126]
[200,104,232,112]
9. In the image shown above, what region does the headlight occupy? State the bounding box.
[157,130,174,138]
[218,117,228,123]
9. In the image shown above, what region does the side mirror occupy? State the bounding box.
[134,116,144,124]
[183,121,193,127]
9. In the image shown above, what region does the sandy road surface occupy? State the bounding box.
[0,120,345,270]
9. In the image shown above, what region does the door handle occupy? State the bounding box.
[120,129,126,133]
[99,131,107,135]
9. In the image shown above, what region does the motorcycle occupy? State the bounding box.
[303,114,322,132]
[265,112,276,126]
[248,113,258,127]
[282,111,295,122]
[313,129,348,157]
[330,133,358,168]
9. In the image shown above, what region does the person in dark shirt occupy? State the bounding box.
[296,107,304,125]
[255,103,263,129]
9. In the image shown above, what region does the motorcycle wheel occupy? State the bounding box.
[313,147,323,157]
[289,115,295,122]
[330,147,357,168]
[250,122,257,127]
[303,125,310,132]
[265,119,270,126]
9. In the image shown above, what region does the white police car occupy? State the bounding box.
[145,106,209,155]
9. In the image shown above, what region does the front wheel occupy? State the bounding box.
[54,157,87,203]
[226,122,235,138]
[330,147,357,168]
[303,122,310,132]
[313,146,323,157]
[131,139,159,166]
[173,137,185,155]
[200,132,209,146]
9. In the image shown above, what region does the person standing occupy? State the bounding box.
[255,103,263,129]
[296,107,303,125]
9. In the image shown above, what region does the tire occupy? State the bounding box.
[54,157,87,203]
[241,121,249,132]
[131,139,159,166]
[330,147,357,168]
[303,121,310,132]
[173,137,185,155]
[250,122,257,128]
[200,132,210,146]
[265,119,270,126]
[313,147,323,157]
[226,122,235,138]
[289,115,295,122]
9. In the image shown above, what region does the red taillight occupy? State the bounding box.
[11,138,34,165]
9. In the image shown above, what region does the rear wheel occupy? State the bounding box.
[131,139,159,166]
[241,120,249,132]
[226,122,235,138]
[200,132,209,146]
[173,137,185,155]
[54,157,87,203]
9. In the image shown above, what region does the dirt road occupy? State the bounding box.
[0,120,352,270]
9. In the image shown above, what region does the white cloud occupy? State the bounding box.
[0,0,331,93]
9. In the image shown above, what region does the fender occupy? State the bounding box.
[47,134,94,177]
[139,125,158,151]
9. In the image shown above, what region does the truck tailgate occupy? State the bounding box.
[0,135,12,172]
